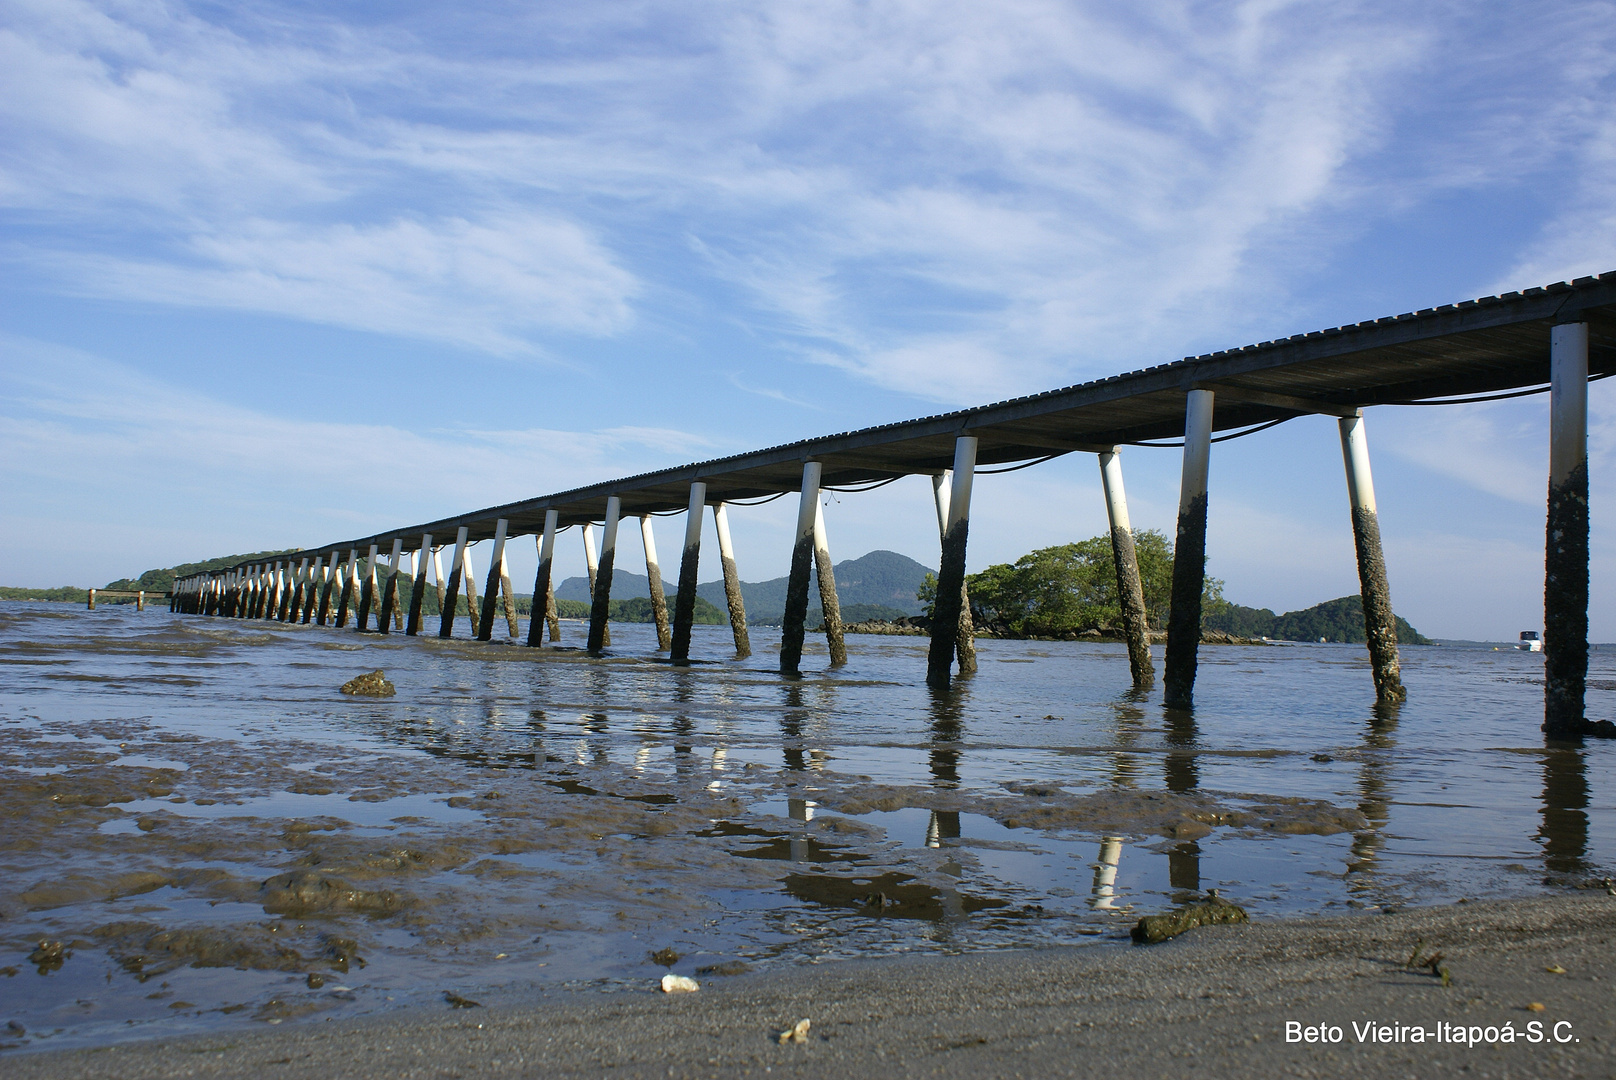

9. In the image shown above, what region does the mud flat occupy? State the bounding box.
[9,893,1614,1079]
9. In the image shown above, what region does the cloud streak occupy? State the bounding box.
[8,1,1612,395]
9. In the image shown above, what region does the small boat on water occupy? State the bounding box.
[1518,630,1542,652]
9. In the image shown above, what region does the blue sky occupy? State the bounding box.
[3,0,1615,639]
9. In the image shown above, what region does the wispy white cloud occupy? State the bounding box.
[0,335,714,547]
[33,215,638,353]
[11,0,1612,398]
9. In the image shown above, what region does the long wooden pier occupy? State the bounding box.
[171,273,1616,738]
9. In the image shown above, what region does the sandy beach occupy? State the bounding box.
[10,892,1614,1079]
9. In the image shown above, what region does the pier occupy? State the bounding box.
[170,274,1616,738]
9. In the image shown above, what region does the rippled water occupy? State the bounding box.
[1,602,1612,1051]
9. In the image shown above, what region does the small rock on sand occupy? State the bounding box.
[660,974,699,993]
[1132,900,1249,944]
[340,671,395,697]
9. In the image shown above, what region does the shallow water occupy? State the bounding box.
[1,602,1612,1052]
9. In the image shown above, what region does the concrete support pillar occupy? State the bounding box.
[672,484,707,663]
[930,471,978,676]
[499,543,519,639]
[301,557,322,623]
[547,575,561,642]
[713,502,751,659]
[641,516,673,651]
[781,462,823,676]
[357,544,380,631]
[927,437,977,690]
[1546,322,1590,737]
[1339,414,1406,704]
[262,563,279,621]
[439,527,470,638]
[582,523,611,647]
[1164,389,1215,710]
[460,543,480,635]
[527,511,559,647]
[395,551,410,630]
[406,533,433,635]
[813,502,848,666]
[254,564,269,619]
[477,520,510,641]
[335,550,359,628]
[244,566,258,618]
[274,563,293,621]
[378,539,404,634]
[432,546,447,616]
[287,558,309,622]
[318,551,340,625]
[1098,450,1154,688]
[587,500,621,655]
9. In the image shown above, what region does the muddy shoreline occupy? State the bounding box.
[8,894,1615,1078]
[3,603,1612,1059]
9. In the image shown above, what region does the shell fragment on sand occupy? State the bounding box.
[778,1018,811,1045]
[660,974,699,993]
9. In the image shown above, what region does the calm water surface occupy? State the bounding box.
[1,602,1612,1051]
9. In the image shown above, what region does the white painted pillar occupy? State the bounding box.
[587,498,621,654]
[780,462,823,675]
[671,483,707,662]
[378,539,404,634]
[438,527,471,638]
[929,469,977,676]
[712,501,750,658]
[926,438,977,688]
[812,500,847,665]
[1098,450,1153,687]
[406,534,433,636]
[1339,414,1405,703]
[477,519,509,641]
[640,515,672,651]
[1546,322,1591,736]
[528,509,559,647]
[1164,389,1214,709]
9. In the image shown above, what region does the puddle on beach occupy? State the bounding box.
[1,602,1613,1052]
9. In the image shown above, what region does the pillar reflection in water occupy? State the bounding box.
[778,683,834,773]
[1347,701,1398,890]
[1162,705,1202,894]
[780,684,808,772]
[1539,746,1590,879]
[1090,836,1125,909]
[788,797,815,862]
[1110,688,1149,789]
[670,671,698,784]
[926,687,966,848]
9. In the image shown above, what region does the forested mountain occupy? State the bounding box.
[555,549,934,624]
[1204,596,1429,644]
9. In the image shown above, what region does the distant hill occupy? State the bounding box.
[556,550,935,624]
[1205,595,1429,645]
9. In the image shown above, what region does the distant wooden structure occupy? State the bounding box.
[170,274,1616,739]
[87,589,166,611]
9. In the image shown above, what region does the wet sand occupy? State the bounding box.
[11,893,1615,1078]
